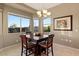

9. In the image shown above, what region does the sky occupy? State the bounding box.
[43,18,51,27]
[8,15,30,27]
[8,15,51,27]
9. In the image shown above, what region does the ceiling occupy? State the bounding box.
[25,3,61,10]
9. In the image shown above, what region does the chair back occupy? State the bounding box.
[20,35,28,47]
[47,34,54,46]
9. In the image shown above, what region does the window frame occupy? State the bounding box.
[8,12,31,33]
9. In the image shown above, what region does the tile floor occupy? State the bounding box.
[0,43,79,56]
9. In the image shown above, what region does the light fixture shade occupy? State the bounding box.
[47,12,51,16]
[37,11,41,15]
[43,9,47,14]
[39,14,42,17]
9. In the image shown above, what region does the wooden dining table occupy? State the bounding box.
[30,35,49,56]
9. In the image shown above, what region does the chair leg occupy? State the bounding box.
[47,48,48,56]
[21,47,23,56]
[39,46,41,56]
[34,46,37,56]
[45,49,46,55]
[51,46,54,56]
[26,49,27,56]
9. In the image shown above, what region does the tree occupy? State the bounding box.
[9,24,18,33]
[47,26,50,32]
[45,26,50,32]
[10,24,17,28]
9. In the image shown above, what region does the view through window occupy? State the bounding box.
[34,19,39,32]
[8,14,20,33]
[21,17,30,32]
[43,18,51,32]
[8,14,30,33]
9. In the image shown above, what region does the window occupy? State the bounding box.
[8,14,20,33]
[8,13,31,33]
[34,19,39,32]
[21,17,30,32]
[43,18,51,32]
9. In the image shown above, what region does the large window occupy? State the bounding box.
[8,14,30,33]
[34,19,39,32]
[21,17,30,32]
[43,18,51,32]
[8,14,20,33]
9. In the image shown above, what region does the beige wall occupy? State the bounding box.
[0,9,4,48]
[49,3,79,49]
[0,4,34,49]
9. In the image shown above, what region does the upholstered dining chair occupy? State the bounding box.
[20,35,35,56]
[39,34,54,56]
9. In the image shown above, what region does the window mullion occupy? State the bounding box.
[20,17,22,33]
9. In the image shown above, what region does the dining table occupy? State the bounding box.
[26,34,49,56]
[31,35,49,56]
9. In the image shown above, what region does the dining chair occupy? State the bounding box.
[20,35,35,56]
[39,34,54,56]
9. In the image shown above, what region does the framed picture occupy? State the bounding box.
[53,15,72,31]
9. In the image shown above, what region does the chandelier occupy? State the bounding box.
[36,9,51,18]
